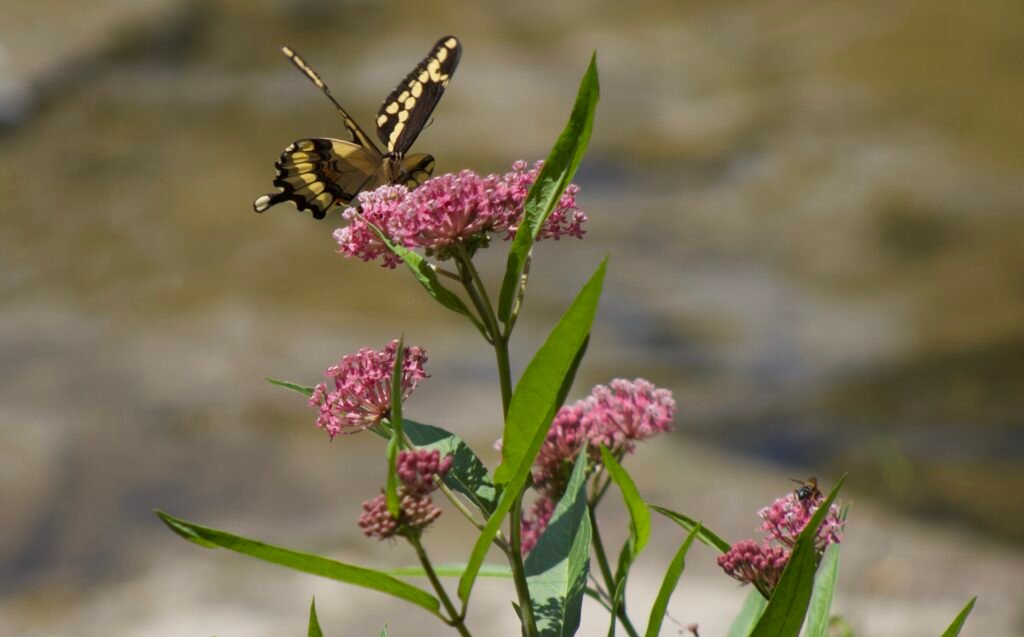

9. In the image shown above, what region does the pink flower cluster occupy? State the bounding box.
[358,449,454,540]
[717,487,844,593]
[520,378,675,554]
[333,161,586,266]
[717,540,789,592]
[309,340,428,439]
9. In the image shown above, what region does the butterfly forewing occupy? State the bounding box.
[375,36,461,155]
[254,139,384,219]
[281,46,379,151]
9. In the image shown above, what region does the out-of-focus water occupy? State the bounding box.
[2,0,1024,634]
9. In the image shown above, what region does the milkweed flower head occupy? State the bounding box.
[309,340,428,439]
[529,378,676,498]
[358,449,454,540]
[332,160,586,265]
[719,485,844,594]
[520,379,675,553]
[758,491,844,550]
[716,540,789,591]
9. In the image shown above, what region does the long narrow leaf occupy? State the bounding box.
[404,419,499,515]
[308,598,324,637]
[649,504,732,553]
[803,542,842,637]
[726,590,767,637]
[600,446,651,626]
[266,377,315,398]
[645,524,701,637]
[600,446,651,554]
[385,336,405,517]
[940,596,977,637]
[387,563,513,578]
[459,260,606,603]
[494,258,606,484]
[497,53,600,324]
[524,450,592,637]
[749,475,847,637]
[155,511,441,616]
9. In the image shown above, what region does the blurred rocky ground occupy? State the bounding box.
[1,0,1023,634]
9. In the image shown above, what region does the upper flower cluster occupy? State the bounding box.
[309,340,429,439]
[358,449,454,540]
[717,486,844,593]
[333,161,586,266]
[520,378,675,554]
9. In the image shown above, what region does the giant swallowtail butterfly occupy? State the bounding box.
[253,36,461,219]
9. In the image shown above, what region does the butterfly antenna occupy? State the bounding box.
[281,46,350,116]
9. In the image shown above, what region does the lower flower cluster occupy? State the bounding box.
[358,449,454,540]
[717,488,844,594]
[520,378,675,554]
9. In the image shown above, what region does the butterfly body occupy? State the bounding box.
[254,36,459,219]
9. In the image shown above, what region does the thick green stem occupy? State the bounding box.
[452,243,536,635]
[409,535,472,636]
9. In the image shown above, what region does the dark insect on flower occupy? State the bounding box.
[790,476,821,502]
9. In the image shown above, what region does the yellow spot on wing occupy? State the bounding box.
[445,37,458,48]
[376,114,388,126]
[386,102,399,114]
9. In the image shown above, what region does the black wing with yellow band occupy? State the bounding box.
[376,36,461,155]
[254,37,459,219]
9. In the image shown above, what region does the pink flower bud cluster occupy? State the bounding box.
[358,449,454,540]
[333,161,586,266]
[717,540,789,592]
[309,340,428,439]
[519,378,675,554]
[717,487,844,593]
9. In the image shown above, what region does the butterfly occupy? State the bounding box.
[253,35,462,219]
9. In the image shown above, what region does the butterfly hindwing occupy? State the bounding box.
[400,153,436,188]
[376,36,461,155]
[253,139,383,219]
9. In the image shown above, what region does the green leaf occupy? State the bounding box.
[363,220,482,330]
[385,336,405,517]
[940,596,977,637]
[524,450,592,637]
[308,598,324,637]
[155,511,441,616]
[600,446,651,555]
[497,52,600,325]
[457,260,604,604]
[726,590,768,637]
[266,377,315,398]
[494,258,607,485]
[379,626,389,637]
[648,504,732,554]
[403,419,499,515]
[599,446,651,627]
[387,563,513,578]
[644,524,701,637]
[749,474,847,637]
[803,542,842,637]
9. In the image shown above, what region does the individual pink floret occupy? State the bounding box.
[308,340,428,439]
[758,491,845,550]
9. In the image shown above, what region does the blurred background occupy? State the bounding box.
[2,0,1023,635]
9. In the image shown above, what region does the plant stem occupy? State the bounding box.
[409,535,472,636]
[589,505,640,637]
[453,244,536,635]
